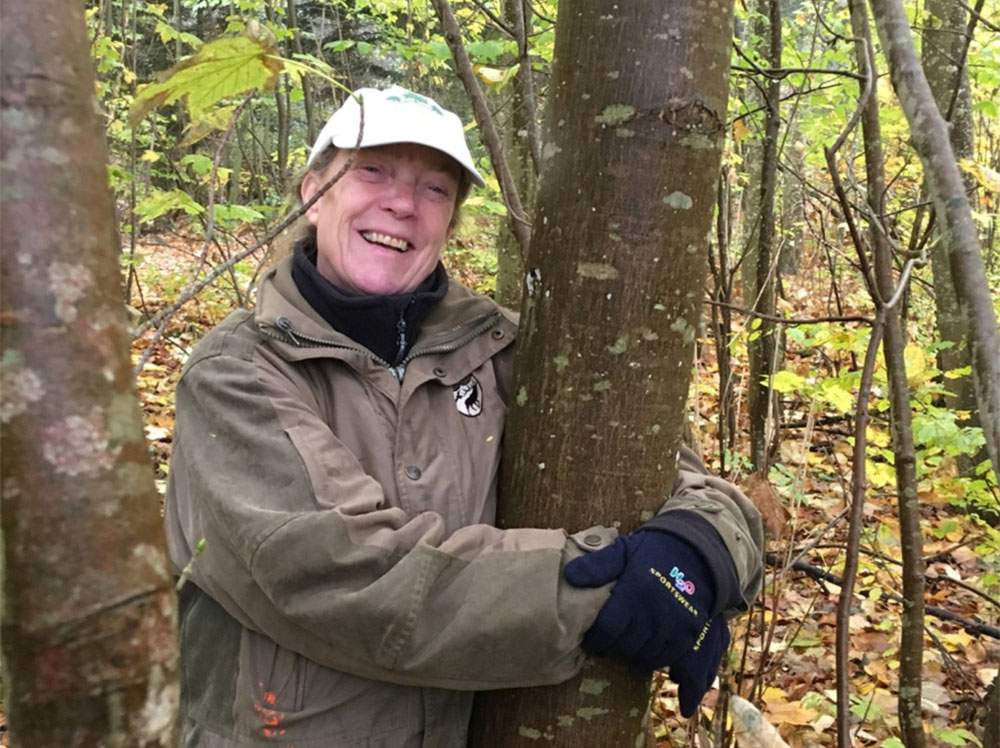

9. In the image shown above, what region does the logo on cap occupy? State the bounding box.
[385,91,444,116]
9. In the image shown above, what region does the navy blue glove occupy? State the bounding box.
[564,528,719,673]
[670,614,730,717]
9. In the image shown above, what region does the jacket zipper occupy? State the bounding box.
[260,313,503,367]
[393,298,416,367]
[402,313,502,365]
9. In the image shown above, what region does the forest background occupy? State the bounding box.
[3,0,1000,746]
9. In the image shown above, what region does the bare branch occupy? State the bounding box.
[132,103,366,349]
[430,0,532,262]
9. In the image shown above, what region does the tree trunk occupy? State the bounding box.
[287,0,317,144]
[736,0,768,305]
[711,171,737,477]
[0,2,179,746]
[468,1,735,744]
[869,0,1000,491]
[494,0,536,309]
[921,0,984,474]
[847,3,926,744]
[747,0,782,472]
[779,121,805,275]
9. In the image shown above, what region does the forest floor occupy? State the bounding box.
[122,222,998,747]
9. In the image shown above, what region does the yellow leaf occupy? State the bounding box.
[474,65,507,84]
[866,426,890,447]
[765,700,819,726]
[141,149,161,162]
[960,158,1000,193]
[939,629,973,651]
[733,118,749,142]
[761,686,788,704]
[904,344,928,387]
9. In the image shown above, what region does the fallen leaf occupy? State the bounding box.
[741,471,792,539]
[764,700,819,726]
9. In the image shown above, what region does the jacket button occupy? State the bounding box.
[433,367,447,378]
[583,533,603,547]
[405,465,422,480]
[491,329,505,340]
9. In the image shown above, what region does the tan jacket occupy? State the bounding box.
[164,258,763,747]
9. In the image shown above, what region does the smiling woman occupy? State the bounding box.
[301,143,461,296]
[162,84,763,748]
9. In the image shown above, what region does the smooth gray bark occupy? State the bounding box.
[869,0,1000,483]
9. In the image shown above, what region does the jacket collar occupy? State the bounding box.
[255,255,516,370]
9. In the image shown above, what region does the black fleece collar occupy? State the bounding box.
[291,239,449,366]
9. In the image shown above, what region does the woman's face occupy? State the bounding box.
[300,143,461,296]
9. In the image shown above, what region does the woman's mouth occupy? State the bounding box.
[361,231,410,252]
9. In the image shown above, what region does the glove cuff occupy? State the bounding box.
[640,510,741,618]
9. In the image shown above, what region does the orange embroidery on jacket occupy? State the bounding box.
[254,688,286,738]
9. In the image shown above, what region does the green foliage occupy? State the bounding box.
[130,35,284,123]
[935,727,983,747]
[135,188,205,224]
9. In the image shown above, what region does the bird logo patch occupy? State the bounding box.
[453,375,483,417]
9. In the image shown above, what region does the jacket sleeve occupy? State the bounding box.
[652,446,765,614]
[164,342,614,692]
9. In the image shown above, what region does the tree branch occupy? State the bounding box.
[132,103,366,346]
[430,0,532,263]
[705,298,874,325]
[768,553,1000,639]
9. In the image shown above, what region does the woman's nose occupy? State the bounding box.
[380,180,416,216]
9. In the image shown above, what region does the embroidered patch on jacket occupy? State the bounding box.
[453,375,483,417]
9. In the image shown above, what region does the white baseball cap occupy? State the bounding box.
[306,85,485,187]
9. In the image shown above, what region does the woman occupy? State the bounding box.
[164,85,764,747]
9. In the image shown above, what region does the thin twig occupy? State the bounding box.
[430,0,532,262]
[731,64,865,81]
[467,0,515,37]
[175,538,206,592]
[706,298,873,325]
[945,0,986,123]
[514,0,542,175]
[769,553,1000,639]
[954,0,1000,31]
[134,95,252,374]
[132,100,366,347]
[836,307,885,739]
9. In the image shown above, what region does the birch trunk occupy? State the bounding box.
[868,0,1000,494]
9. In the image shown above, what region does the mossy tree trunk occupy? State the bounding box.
[1,2,178,745]
[468,1,735,744]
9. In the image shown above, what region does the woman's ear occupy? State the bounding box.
[300,172,322,226]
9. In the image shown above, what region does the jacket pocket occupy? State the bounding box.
[234,628,422,745]
[234,628,307,739]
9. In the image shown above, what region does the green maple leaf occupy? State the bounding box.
[130,35,283,124]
